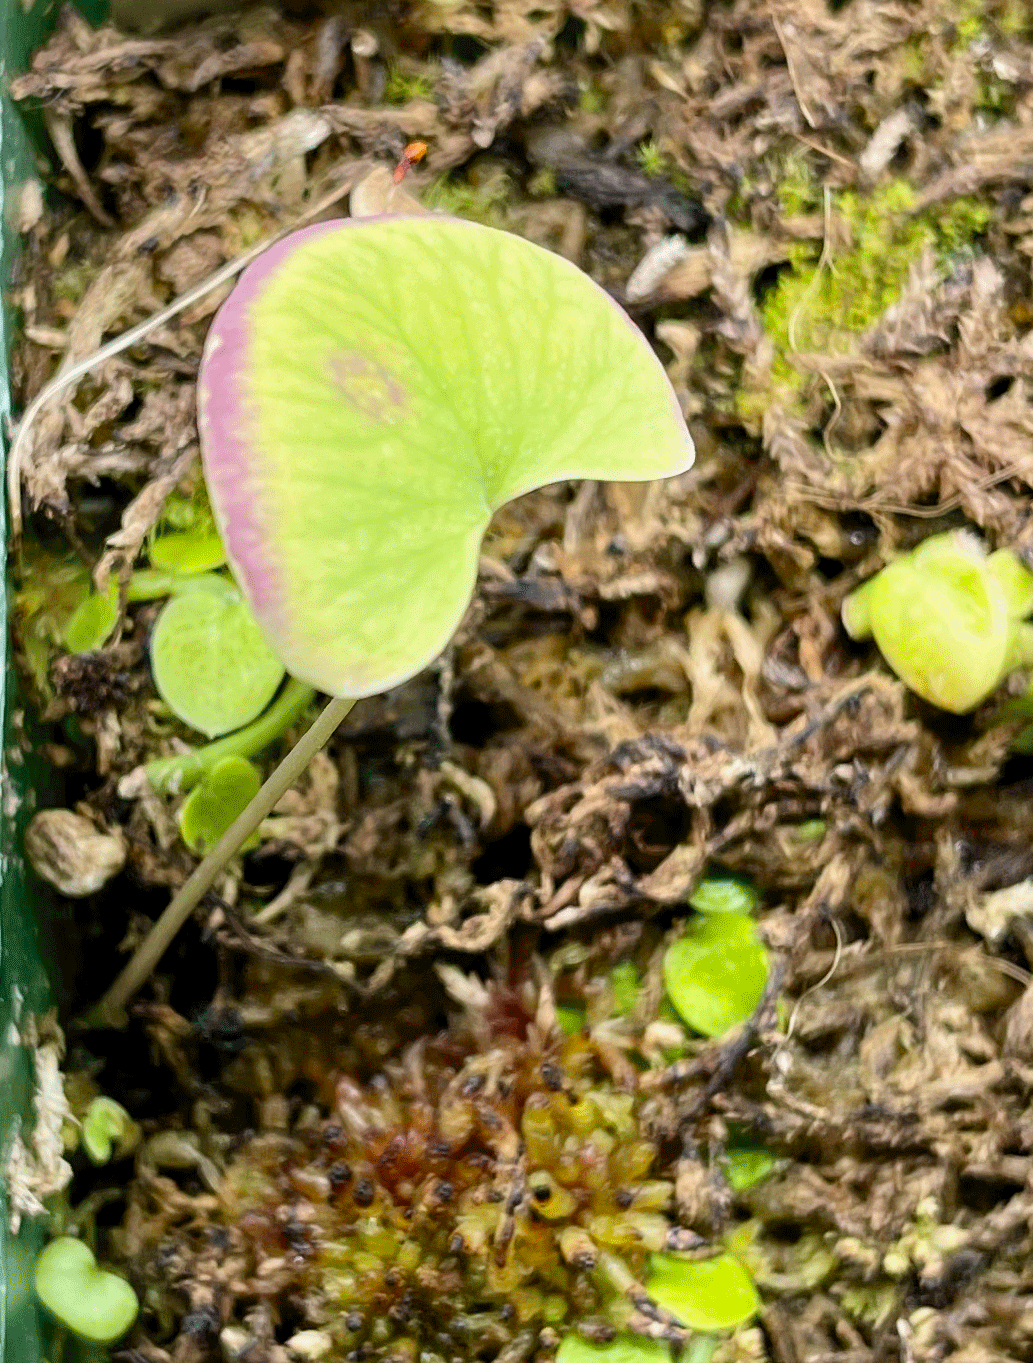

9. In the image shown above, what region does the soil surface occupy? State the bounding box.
[9,2,1033,1361]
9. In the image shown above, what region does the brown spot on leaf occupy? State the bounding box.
[327,351,407,422]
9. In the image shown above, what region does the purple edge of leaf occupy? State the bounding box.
[198,215,693,682]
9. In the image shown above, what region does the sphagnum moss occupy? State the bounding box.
[135,982,705,1361]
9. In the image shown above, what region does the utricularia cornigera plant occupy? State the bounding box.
[841,530,1033,713]
[95,214,694,1024]
[199,216,693,697]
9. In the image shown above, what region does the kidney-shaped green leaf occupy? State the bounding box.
[178,755,262,853]
[198,217,694,698]
[150,579,285,737]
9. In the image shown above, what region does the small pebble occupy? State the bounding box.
[24,809,125,897]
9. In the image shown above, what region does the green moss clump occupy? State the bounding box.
[218,1018,678,1354]
[424,170,513,226]
[577,80,606,114]
[15,542,94,695]
[124,971,740,1359]
[635,141,667,178]
[384,68,434,104]
[760,176,990,391]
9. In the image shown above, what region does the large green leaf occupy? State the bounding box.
[198,217,693,697]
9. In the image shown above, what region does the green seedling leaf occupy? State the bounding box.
[557,1333,672,1363]
[646,1252,760,1332]
[841,531,1031,713]
[64,581,118,654]
[793,818,826,841]
[198,217,693,697]
[610,961,640,1016]
[149,526,227,575]
[557,1004,586,1036]
[987,548,1033,619]
[81,1096,138,1164]
[725,1142,778,1192]
[689,873,758,916]
[150,580,285,737]
[34,1237,139,1344]
[178,755,262,854]
[160,490,210,530]
[663,913,769,1038]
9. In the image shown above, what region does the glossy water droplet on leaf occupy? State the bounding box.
[646,1251,760,1332]
[663,913,768,1038]
[198,217,694,698]
[150,577,284,737]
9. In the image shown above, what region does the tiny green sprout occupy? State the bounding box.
[792,818,826,842]
[609,961,640,1016]
[724,1140,778,1193]
[81,1095,139,1164]
[149,577,285,737]
[144,675,315,795]
[64,580,119,653]
[148,524,226,574]
[663,914,769,1038]
[841,530,1033,713]
[689,872,758,917]
[557,1333,672,1363]
[636,140,667,177]
[646,1251,760,1332]
[177,755,262,854]
[556,1004,587,1035]
[34,1237,139,1344]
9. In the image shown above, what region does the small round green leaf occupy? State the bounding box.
[844,531,1016,713]
[610,961,640,1016]
[557,1004,586,1036]
[150,581,284,737]
[199,217,694,699]
[557,1333,672,1363]
[64,583,118,654]
[646,1252,760,1332]
[663,914,768,1038]
[178,755,262,854]
[869,552,1009,712]
[987,548,1033,619]
[725,1143,778,1192]
[81,1096,136,1164]
[149,527,227,575]
[34,1237,139,1344]
[689,873,758,917]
